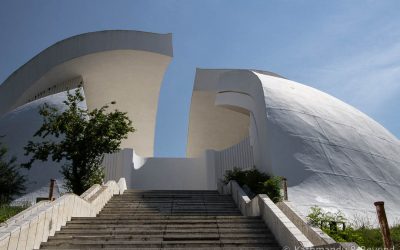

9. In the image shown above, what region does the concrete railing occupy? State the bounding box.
[218,180,313,249]
[277,201,336,246]
[0,178,127,250]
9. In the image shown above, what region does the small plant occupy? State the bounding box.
[224,167,282,202]
[263,176,282,203]
[307,205,346,227]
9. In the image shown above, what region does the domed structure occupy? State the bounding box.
[1,31,399,222]
[187,69,400,220]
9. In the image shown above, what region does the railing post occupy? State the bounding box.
[374,201,393,249]
[282,177,288,201]
[49,179,56,201]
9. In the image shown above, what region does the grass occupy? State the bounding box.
[321,225,400,249]
[349,225,399,249]
[307,206,400,249]
[0,204,27,223]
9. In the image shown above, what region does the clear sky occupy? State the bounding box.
[0,0,399,156]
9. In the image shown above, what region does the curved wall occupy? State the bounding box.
[0,30,173,156]
[186,90,250,157]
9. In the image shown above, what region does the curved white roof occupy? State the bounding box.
[0,30,172,115]
[0,30,173,156]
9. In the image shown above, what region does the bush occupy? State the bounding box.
[0,139,25,204]
[307,206,359,242]
[224,167,282,202]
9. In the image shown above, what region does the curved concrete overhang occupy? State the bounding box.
[0,30,173,156]
[187,69,281,171]
[187,69,284,158]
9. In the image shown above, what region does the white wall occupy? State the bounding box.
[103,149,216,190]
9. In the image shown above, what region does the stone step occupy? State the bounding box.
[56,228,271,235]
[112,195,231,197]
[99,210,241,214]
[68,216,263,223]
[41,239,278,248]
[67,219,265,225]
[63,223,267,230]
[42,247,280,250]
[72,215,259,220]
[123,190,220,193]
[98,211,242,215]
[101,207,238,210]
[107,200,235,204]
[97,212,242,216]
[104,203,235,207]
[48,234,275,241]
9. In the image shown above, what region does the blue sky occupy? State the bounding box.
[0,0,399,156]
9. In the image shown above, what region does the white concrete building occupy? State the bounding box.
[187,69,400,221]
[0,30,399,222]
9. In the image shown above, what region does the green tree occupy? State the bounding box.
[22,88,135,195]
[0,138,25,204]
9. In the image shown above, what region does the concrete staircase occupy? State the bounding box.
[40,190,281,249]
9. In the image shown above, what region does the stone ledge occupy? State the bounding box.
[0,178,126,250]
[218,180,313,249]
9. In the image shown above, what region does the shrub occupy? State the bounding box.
[224,167,282,202]
[0,139,25,204]
[263,176,283,203]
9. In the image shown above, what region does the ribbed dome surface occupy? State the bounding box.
[255,72,400,220]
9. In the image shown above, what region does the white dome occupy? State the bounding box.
[188,69,400,222]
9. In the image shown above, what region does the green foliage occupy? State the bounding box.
[224,167,282,202]
[0,139,25,204]
[307,206,400,248]
[22,88,135,195]
[307,206,360,242]
[263,176,283,203]
[307,205,346,227]
[0,204,28,223]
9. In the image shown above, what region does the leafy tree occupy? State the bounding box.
[0,138,25,204]
[22,88,135,195]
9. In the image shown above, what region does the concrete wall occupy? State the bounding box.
[103,149,217,190]
[131,157,209,190]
